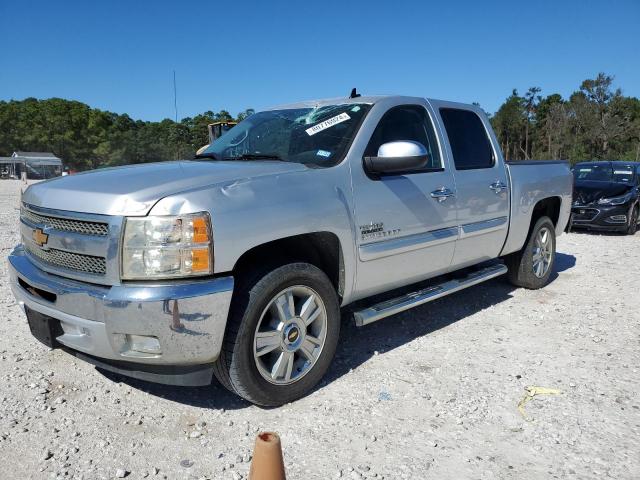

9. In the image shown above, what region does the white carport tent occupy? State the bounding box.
[0,156,21,178]
[9,152,63,179]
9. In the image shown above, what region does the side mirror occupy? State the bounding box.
[364,141,429,174]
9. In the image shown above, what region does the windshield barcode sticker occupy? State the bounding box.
[306,113,351,136]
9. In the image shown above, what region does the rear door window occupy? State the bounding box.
[612,165,634,183]
[440,108,494,170]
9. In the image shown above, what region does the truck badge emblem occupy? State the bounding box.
[359,222,401,241]
[287,329,299,342]
[32,228,49,247]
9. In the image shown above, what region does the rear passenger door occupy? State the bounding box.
[436,106,510,268]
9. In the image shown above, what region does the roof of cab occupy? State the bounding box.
[265,95,400,110]
[264,95,483,116]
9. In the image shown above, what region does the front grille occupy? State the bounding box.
[24,243,107,275]
[572,208,598,221]
[21,207,109,236]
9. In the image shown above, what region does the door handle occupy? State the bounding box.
[430,187,455,203]
[489,181,508,194]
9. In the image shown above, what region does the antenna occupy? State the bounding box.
[173,70,179,160]
[173,70,178,123]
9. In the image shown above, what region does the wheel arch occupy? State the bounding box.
[519,196,562,249]
[232,232,345,300]
[501,195,563,257]
[530,196,562,230]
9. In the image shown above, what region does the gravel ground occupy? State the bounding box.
[1,178,639,480]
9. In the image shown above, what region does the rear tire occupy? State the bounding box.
[627,205,638,235]
[213,263,340,406]
[505,216,556,289]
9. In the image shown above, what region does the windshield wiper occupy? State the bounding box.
[194,152,219,160]
[224,153,285,161]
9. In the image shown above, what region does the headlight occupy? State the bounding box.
[122,213,213,280]
[597,192,632,206]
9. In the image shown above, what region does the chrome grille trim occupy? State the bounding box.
[21,206,109,236]
[24,243,107,275]
[19,204,123,285]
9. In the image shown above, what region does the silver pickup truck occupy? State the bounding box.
[9,95,572,406]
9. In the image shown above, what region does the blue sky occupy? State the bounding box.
[1,0,638,121]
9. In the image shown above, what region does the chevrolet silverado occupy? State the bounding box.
[9,95,573,406]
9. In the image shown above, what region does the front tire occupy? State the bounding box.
[627,205,638,235]
[505,216,556,289]
[213,263,340,406]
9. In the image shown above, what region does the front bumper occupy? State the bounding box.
[570,204,630,231]
[8,245,234,384]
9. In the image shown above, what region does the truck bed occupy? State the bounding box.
[501,160,573,256]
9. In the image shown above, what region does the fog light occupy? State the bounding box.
[606,215,627,223]
[126,334,161,354]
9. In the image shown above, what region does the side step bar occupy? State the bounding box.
[353,263,508,326]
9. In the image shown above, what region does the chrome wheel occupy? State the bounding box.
[253,285,328,385]
[532,226,553,278]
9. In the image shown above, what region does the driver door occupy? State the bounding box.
[351,104,458,299]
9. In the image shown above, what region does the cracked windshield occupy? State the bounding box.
[199,103,370,167]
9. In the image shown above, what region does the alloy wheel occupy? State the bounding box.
[253,285,328,385]
[532,226,553,278]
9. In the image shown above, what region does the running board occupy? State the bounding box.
[353,263,508,326]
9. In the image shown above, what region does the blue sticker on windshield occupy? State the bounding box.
[316,150,332,158]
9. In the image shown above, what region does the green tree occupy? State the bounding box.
[491,90,526,161]
[533,94,568,159]
[236,108,255,121]
[523,87,542,160]
[491,73,640,164]
[0,98,253,171]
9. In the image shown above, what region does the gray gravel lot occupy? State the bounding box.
[1,179,639,480]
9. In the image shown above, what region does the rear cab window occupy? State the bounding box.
[439,108,494,170]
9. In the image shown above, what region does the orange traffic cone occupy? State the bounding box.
[248,432,286,480]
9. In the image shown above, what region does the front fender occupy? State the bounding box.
[149,165,358,303]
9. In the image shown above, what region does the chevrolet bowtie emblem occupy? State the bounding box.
[32,228,49,247]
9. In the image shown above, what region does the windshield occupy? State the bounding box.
[573,163,635,183]
[198,103,371,167]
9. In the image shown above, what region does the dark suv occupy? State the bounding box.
[571,161,640,234]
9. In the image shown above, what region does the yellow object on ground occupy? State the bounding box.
[517,386,562,421]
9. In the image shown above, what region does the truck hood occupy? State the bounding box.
[573,180,632,205]
[22,161,308,216]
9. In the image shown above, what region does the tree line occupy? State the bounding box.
[1,73,638,171]
[0,98,254,171]
[490,73,640,163]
